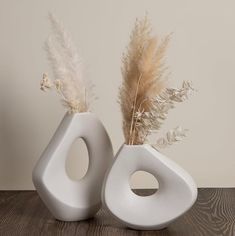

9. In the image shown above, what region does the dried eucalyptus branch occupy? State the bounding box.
[40,73,53,91]
[153,126,188,149]
[132,80,194,143]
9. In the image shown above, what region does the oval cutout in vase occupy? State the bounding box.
[102,144,197,230]
[65,138,89,181]
[130,171,159,196]
[33,112,113,221]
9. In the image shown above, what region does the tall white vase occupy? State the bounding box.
[102,144,197,230]
[33,112,113,221]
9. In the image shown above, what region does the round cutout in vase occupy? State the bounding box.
[129,170,159,196]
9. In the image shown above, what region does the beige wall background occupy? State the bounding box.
[0,0,235,190]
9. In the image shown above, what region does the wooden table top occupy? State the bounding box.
[0,189,234,235]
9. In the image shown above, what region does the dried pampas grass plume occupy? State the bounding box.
[41,13,93,113]
[119,16,194,147]
[119,15,171,145]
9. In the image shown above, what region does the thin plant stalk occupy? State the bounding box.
[128,73,143,144]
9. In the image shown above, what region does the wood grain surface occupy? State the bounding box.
[0,189,234,236]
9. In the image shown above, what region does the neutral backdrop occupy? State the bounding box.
[0,0,234,190]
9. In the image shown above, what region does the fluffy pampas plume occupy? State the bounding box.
[119,16,194,147]
[40,13,93,113]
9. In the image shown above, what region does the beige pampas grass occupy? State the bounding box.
[119,16,171,145]
[119,16,194,147]
[41,13,93,113]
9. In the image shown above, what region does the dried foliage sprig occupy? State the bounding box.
[41,13,93,113]
[133,81,194,144]
[119,16,194,148]
[154,126,188,149]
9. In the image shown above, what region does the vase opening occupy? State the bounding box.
[65,138,89,181]
[129,170,159,196]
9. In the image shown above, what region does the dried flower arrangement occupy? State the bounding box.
[119,16,194,147]
[40,14,93,113]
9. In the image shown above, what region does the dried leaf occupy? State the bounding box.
[154,126,188,149]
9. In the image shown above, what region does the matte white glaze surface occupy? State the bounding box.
[102,144,197,230]
[33,112,113,221]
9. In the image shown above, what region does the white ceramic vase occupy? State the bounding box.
[102,144,197,230]
[33,112,113,221]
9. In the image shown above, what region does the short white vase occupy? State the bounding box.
[102,144,197,230]
[33,112,113,221]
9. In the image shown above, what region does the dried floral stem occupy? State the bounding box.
[154,126,188,149]
[129,73,143,144]
[57,86,67,101]
[131,97,149,144]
